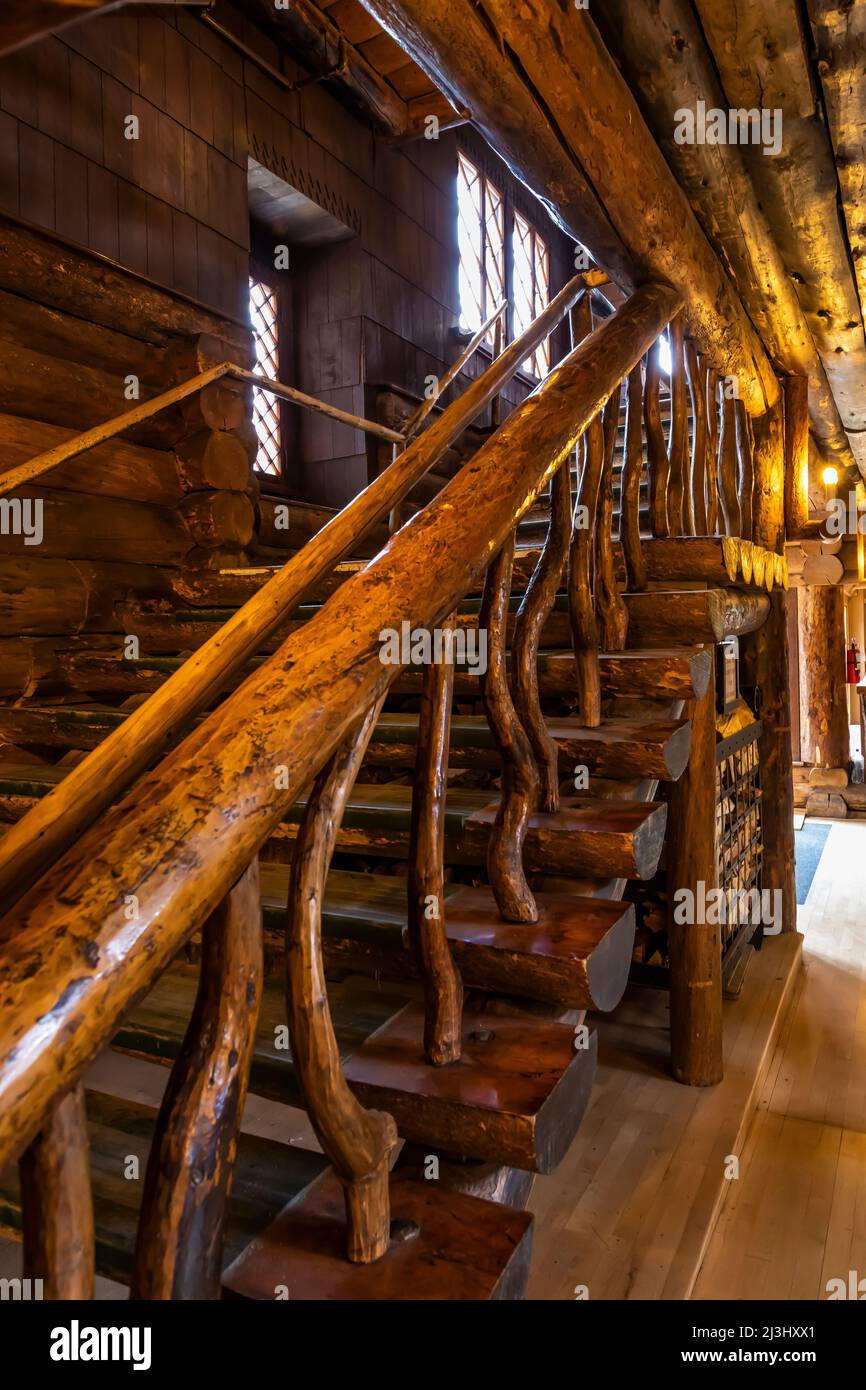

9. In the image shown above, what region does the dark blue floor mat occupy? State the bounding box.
[795,823,832,904]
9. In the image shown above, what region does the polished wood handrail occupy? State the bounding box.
[0,279,680,1173]
[0,276,587,912]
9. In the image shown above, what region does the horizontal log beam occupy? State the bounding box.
[694,0,866,474]
[0,215,252,354]
[361,0,778,414]
[593,0,854,471]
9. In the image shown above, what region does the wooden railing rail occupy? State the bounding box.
[0,278,679,1268]
[0,277,586,912]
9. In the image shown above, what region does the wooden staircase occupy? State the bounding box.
[0,539,759,1295]
[0,277,781,1301]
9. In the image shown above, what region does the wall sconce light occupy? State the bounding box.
[822,465,839,488]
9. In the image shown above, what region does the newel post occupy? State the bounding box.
[667,651,724,1086]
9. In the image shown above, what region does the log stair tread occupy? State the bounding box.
[114,962,597,1173]
[0,1089,533,1299]
[45,644,712,702]
[222,1166,533,1301]
[0,705,691,780]
[258,865,637,1010]
[0,768,668,880]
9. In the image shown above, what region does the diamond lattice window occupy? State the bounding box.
[513,210,550,379]
[249,276,281,477]
[457,153,505,345]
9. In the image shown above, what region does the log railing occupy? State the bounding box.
[0,279,680,1294]
[0,284,576,911]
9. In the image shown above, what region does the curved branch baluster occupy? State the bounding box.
[285,696,398,1264]
[568,413,606,726]
[685,339,708,536]
[735,399,755,541]
[131,858,263,1299]
[718,391,741,537]
[645,337,671,538]
[408,614,464,1065]
[511,455,571,811]
[705,367,720,535]
[595,383,628,650]
[480,532,540,923]
[620,363,647,591]
[668,314,688,535]
[19,1084,94,1300]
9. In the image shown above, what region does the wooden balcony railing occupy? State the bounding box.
[0,277,681,1296]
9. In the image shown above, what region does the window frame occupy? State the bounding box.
[248,271,286,483]
[456,146,553,384]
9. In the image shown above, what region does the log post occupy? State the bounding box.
[718,392,740,537]
[685,340,708,536]
[19,1084,94,1299]
[783,375,811,537]
[798,584,850,782]
[668,316,688,535]
[408,614,464,1065]
[568,415,606,724]
[480,534,540,922]
[511,456,572,809]
[705,367,720,535]
[595,384,628,648]
[285,699,398,1263]
[130,859,263,1299]
[747,395,797,928]
[735,401,755,541]
[667,653,724,1085]
[621,363,647,589]
[645,337,672,538]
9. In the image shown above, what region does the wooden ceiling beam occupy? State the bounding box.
[359,0,778,417]
[593,0,855,473]
[243,0,458,140]
[809,3,866,339]
[694,0,866,476]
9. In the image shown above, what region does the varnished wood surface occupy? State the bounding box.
[685,341,708,536]
[263,866,637,1011]
[345,1002,598,1172]
[0,274,585,915]
[620,364,646,590]
[130,860,263,1299]
[568,415,605,726]
[645,340,671,538]
[223,1167,534,1301]
[667,653,723,1086]
[667,315,688,535]
[480,534,539,922]
[408,615,463,1065]
[0,283,678,1174]
[18,1084,94,1299]
[1,1089,328,1285]
[285,701,397,1263]
[595,385,628,651]
[512,457,572,809]
[360,0,776,413]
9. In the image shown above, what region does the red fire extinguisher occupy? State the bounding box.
[847,639,861,685]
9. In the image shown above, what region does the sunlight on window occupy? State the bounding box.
[657,330,672,376]
[457,152,504,344]
[249,276,281,477]
[513,210,550,377]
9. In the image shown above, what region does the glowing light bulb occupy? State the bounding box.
[822,466,839,487]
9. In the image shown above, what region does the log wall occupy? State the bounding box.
[0,4,574,513]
